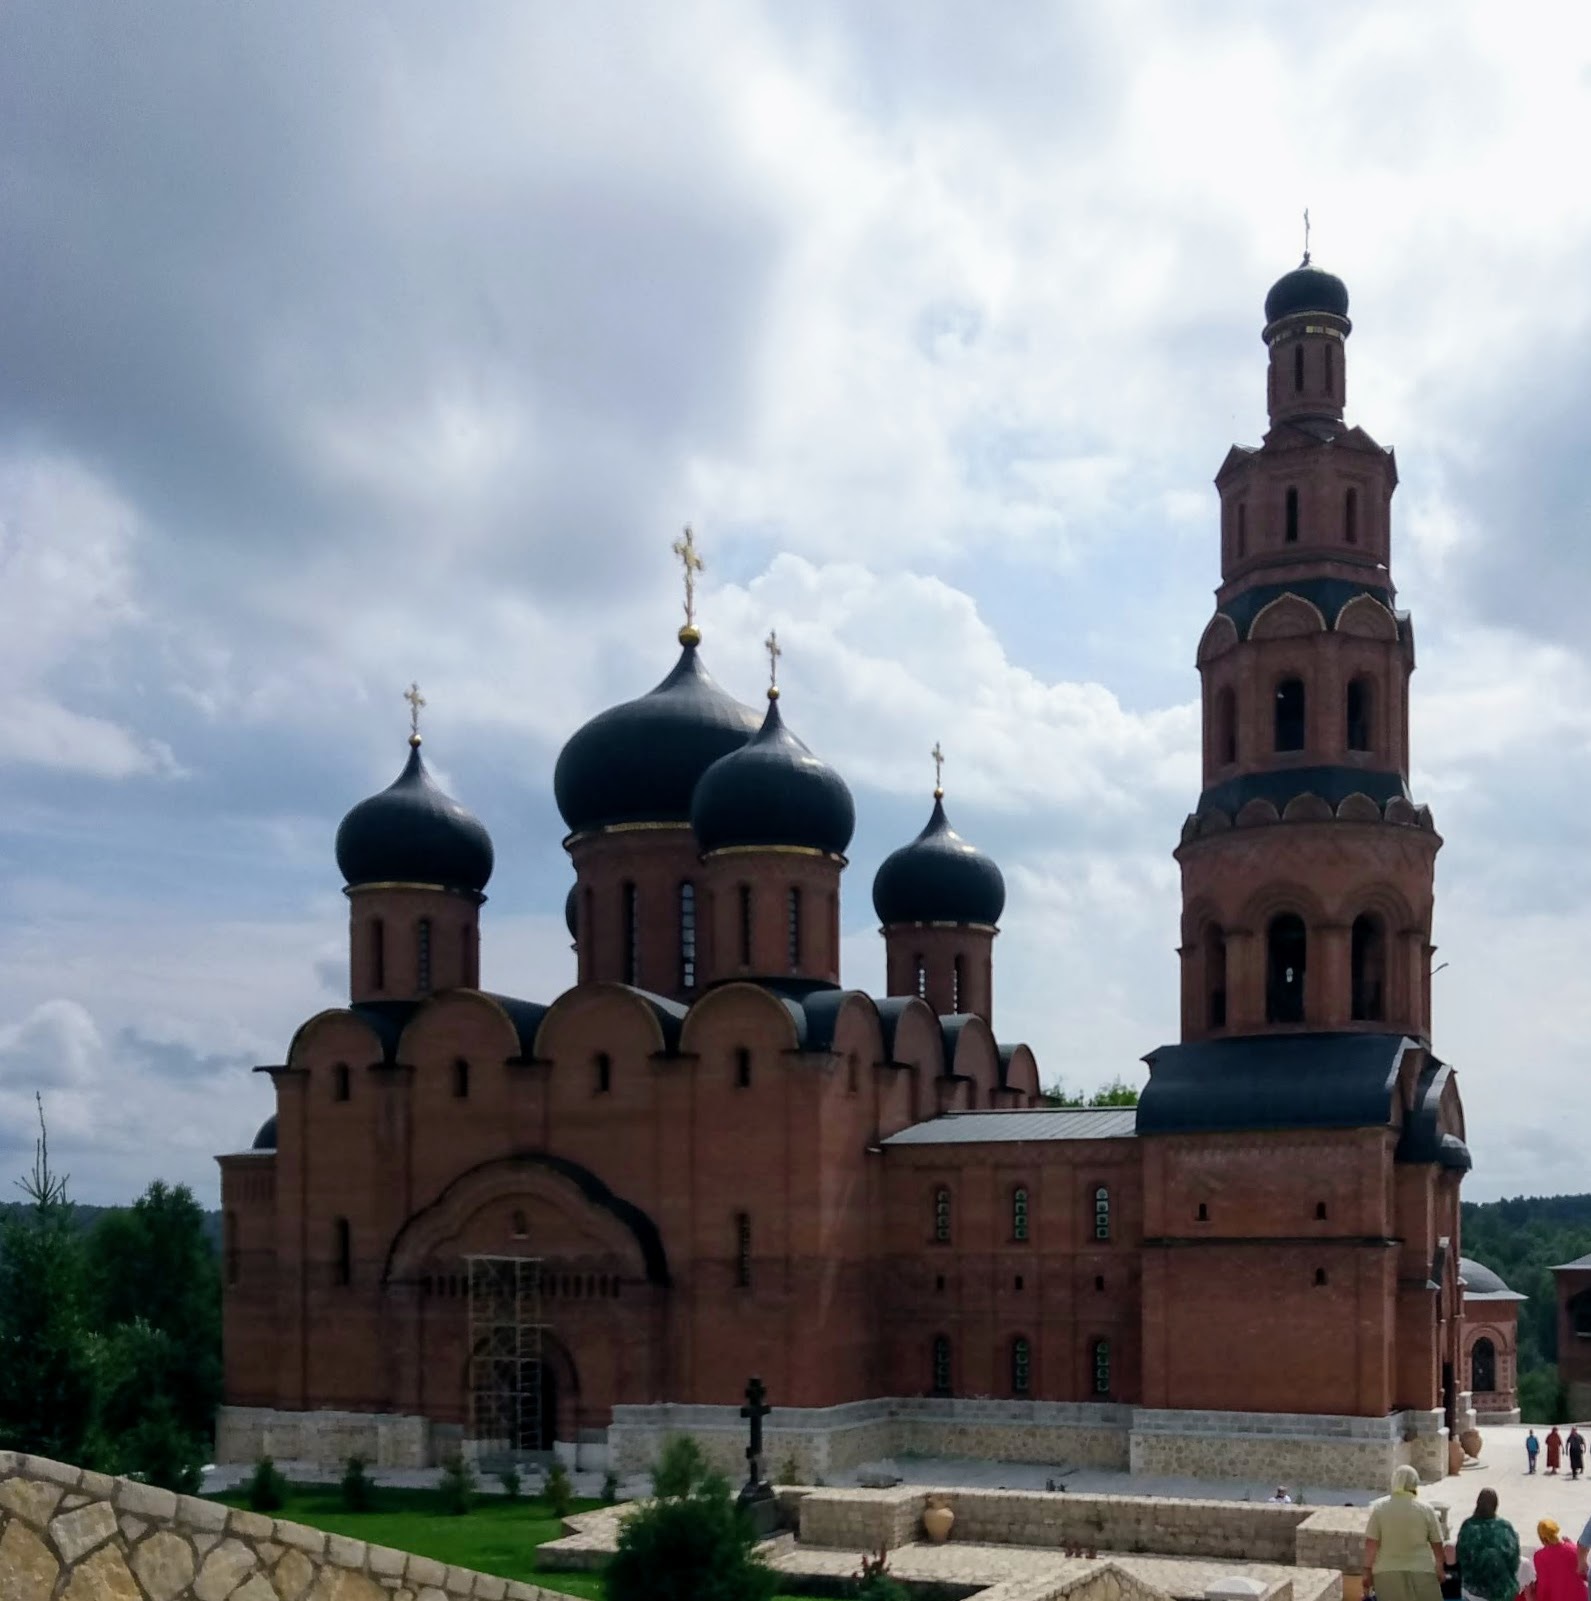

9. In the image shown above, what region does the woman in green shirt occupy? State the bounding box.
[1364,1465,1446,1601]
[1455,1490,1521,1601]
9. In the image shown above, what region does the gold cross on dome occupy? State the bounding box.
[403,681,426,743]
[671,525,705,632]
[932,740,945,798]
[764,629,781,694]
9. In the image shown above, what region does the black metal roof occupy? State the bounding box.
[1218,578,1396,641]
[1139,1031,1466,1159]
[334,740,494,893]
[251,1114,277,1151]
[691,694,855,856]
[872,795,1005,928]
[1196,764,1411,818]
[553,638,761,833]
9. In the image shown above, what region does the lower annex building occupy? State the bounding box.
[218,257,1521,1489]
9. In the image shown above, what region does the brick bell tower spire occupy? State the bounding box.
[1176,253,1440,1041]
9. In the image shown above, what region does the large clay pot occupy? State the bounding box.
[1448,1437,1465,1475]
[1461,1429,1483,1460]
[923,1501,955,1544]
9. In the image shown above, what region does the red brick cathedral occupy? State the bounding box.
[219,258,1508,1489]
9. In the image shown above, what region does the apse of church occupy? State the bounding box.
[216,254,1481,1488]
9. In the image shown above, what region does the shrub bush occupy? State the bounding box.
[608,1460,775,1601]
[602,1469,620,1504]
[651,1435,711,1500]
[499,1465,521,1500]
[244,1455,289,1513]
[340,1455,375,1513]
[854,1546,908,1601]
[545,1460,574,1519]
[438,1451,475,1516]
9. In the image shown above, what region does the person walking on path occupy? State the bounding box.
[1548,1428,1564,1476]
[1568,1428,1585,1482]
[1455,1489,1520,1601]
[1533,1521,1588,1601]
[1364,1465,1447,1601]
[1528,1432,1540,1474]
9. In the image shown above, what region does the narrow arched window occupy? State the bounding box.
[333,1063,351,1103]
[416,917,432,993]
[738,884,753,967]
[371,918,386,992]
[1092,1338,1111,1396]
[1314,1267,1328,1287]
[1012,1187,1030,1243]
[679,882,697,991]
[1351,914,1386,1022]
[931,1334,952,1396]
[735,1047,751,1089]
[734,1211,752,1289]
[915,957,927,1000]
[225,1211,240,1286]
[787,887,802,970]
[1274,676,1306,752]
[1285,486,1299,543]
[622,882,638,985]
[1093,1186,1110,1242]
[952,955,965,1014]
[452,1058,469,1099]
[1266,913,1307,1023]
[1196,1201,1209,1222]
[1315,1201,1328,1220]
[1214,686,1237,766]
[933,1186,952,1244]
[1293,344,1304,393]
[1237,502,1248,558]
[334,1218,352,1287]
[596,1051,612,1094]
[1344,486,1358,545]
[1012,1336,1032,1396]
[1471,1337,1497,1393]
[1205,924,1227,1029]
[1346,677,1373,752]
[512,1209,528,1239]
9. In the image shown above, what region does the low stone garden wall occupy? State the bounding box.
[0,1448,557,1600]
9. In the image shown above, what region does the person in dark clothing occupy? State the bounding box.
[1568,1426,1585,1481]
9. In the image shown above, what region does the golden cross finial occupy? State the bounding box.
[403,681,426,746]
[764,628,782,699]
[1301,207,1311,266]
[931,740,945,799]
[671,525,705,643]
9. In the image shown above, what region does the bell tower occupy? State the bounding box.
[1178,252,1438,1041]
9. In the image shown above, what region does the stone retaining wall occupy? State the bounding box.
[0,1449,557,1600]
[216,1409,433,1471]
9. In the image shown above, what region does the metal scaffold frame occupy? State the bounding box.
[465,1254,546,1465]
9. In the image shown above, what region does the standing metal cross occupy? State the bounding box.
[931,740,945,798]
[764,629,781,694]
[1302,207,1311,265]
[404,682,426,743]
[671,525,705,631]
[740,1375,771,1490]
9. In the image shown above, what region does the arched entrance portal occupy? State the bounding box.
[465,1256,579,1464]
[1471,1336,1497,1395]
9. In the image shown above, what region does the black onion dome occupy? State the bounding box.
[872,795,1005,927]
[1265,259,1350,325]
[564,883,578,937]
[252,1114,277,1151]
[691,694,855,856]
[554,639,763,833]
[334,741,495,893]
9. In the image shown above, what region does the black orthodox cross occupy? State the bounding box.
[740,1375,771,1488]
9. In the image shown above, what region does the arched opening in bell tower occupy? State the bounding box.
[1346,678,1373,752]
[1204,924,1227,1029]
[1274,677,1306,752]
[1214,687,1237,766]
[1350,914,1386,1022]
[1265,914,1307,1023]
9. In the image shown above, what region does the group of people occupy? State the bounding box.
[1526,1430,1587,1480]
[1363,1469,1589,1601]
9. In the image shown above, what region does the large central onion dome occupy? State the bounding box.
[554,634,763,834]
[335,739,495,893]
[691,690,855,856]
[1264,255,1350,327]
[873,793,1005,927]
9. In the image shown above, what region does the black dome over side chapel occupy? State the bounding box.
[691,692,856,857]
[334,739,495,894]
[553,636,763,835]
[873,794,1005,927]
[252,1114,277,1151]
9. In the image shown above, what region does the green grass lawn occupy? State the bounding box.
[214,1484,823,1601]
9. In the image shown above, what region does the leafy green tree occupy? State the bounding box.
[610,1443,775,1601]
[1041,1079,1141,1108]
[91,1319,206,1490]
[85,1179,222,1444]
[0,1097,98,1464]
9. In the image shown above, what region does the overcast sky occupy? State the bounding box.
[2,2,1590,1206]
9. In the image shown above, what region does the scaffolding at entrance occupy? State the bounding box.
[465,1255,547,1465]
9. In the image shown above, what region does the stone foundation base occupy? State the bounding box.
[216,1405,433,1467]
